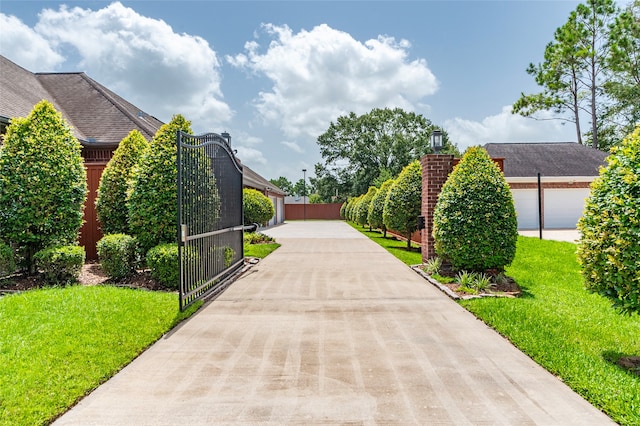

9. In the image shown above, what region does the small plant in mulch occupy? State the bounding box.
[421,257,521,298]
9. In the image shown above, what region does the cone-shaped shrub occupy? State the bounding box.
[578,126,640,315]
[96,130,149,235]
[433,147,517,271]
[368,178,394,236]
[128,115,192,254]
[0,100,87,272]
[383,161,422,249]
[243,188,274,225]
[356,186,377,228]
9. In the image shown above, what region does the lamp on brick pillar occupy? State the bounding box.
[431,129,443,153]
[420,142,454,264]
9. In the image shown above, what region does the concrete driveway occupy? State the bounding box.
[55,221,611,425]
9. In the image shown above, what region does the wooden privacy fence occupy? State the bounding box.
[284,203,343,220]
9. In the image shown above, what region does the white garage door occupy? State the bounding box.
[544,188,591,229]
[511,189,539,230]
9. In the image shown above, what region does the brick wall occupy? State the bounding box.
[420,154,454,263]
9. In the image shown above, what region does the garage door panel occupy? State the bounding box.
[511,189,538,230]
[544,188,591,229]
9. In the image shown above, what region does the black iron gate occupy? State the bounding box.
[177,131,244,310]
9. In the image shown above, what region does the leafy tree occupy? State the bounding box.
[368,178,394,237]
[96,130,149,235]
[243,188,275,225]
[577,126,640,315]
[310,163,350,203]
[269,176,293,195]
[433,147,518,272]
[128,115,192,254]
[0,100,87,272]
[308,193,323,204]
[356,186,377,229]
[603,1,640,145]
[382,161,422,249]
[315,107,456,198]
[293,178,314,197]
[513,0,620,149]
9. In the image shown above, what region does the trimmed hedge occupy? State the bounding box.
[433,146,517,271]
[243,188,274,225]
[356,186,377,228]
[368,178,394,236]
[146,243,179,289]
[0,100,86,272]
[34,245,85,285]
[578,126,640,314]
[383,161,422,248]
[97,234,138,280]
[96,130,149,235]
[128,115,193,254]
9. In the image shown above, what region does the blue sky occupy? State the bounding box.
[1,0,595,183]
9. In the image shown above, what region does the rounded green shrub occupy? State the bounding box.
[368,178,394,236]
[97,234,138,280]
[243,188,274,225]
[146,243,179,289]
[128,115,193,254]
[0,100,87,272]
[34,245,85,285]
[356,186,377,227]
[339,201,347,219]
[578,126,640,315]
[0,241,16,276]
[96,130,149,235]
[383,161,422,249]
[433,146,517,272]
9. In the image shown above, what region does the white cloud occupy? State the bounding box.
[31,2,232,131]
[445,106,577,150]
[235,146,267,165]
[282,141,304,153]
[0,13,64,70]
[228,23,438,140]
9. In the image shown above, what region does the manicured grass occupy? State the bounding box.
[350,222,639,425]
[0,286,200,426]
[244,242,280,259]
[460,237,640,425]
[347,222,422,265]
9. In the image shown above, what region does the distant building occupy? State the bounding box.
[484,142,608,229]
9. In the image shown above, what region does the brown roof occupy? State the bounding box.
[0,55,162,144]
[484,142,608,177]
[243,164,286,196]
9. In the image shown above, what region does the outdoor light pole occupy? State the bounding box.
[431,129,443,153]
[302,168,307,221]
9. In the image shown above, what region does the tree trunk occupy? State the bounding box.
[406,232,412,250]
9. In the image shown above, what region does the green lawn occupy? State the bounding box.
[0,237,278,426]
[244,242,280,259]
[349,221,640,425]
[0,286,200,426]
[347,223,421,265]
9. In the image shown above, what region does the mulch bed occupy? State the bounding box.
[0,262,172,294]
[412,261,522,300]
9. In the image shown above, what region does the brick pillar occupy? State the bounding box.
[421,154,454,263]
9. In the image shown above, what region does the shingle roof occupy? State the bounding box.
[484,142,608,177]
[0,55,162,144]
[243,163,286,195]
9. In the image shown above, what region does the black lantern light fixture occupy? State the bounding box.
[431,130,443,153]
